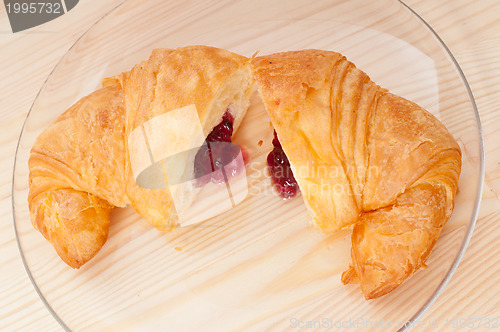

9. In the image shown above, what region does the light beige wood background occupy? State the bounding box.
[0,0,499,331]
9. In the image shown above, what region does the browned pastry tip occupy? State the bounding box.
[30,189,112,269]
[29,84,127,268]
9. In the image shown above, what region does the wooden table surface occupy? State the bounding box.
[1,0,499,331]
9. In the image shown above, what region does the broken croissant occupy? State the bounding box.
[28,46,255,268]
[29,45,461,301]
[252,49,461,299]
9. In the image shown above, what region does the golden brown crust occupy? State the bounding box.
[123,46,250,134]
[252,49,461,299]
[363,93,461,211]
[28,84,126,268]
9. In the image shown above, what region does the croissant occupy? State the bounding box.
[28,46,255,268]
[252,50,461,299]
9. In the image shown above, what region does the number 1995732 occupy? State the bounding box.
[444,317,499,329]
[5,2,62,14]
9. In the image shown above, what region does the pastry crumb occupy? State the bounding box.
[174,246,183,252]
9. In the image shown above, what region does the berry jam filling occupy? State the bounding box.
[267,130,299,199]
[206,111,234,143]
[194,111,242,186]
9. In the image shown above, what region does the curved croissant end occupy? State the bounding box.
[342,89,461,299]
[252,49,461,299]
[28,84,128,268]
[29,189,112,268]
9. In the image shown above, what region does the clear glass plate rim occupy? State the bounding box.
[11,1,485,331]
[395,1,484,330]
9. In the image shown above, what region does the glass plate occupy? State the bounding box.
[13,0,484,331]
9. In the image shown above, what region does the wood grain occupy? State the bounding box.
[1,0,500,331]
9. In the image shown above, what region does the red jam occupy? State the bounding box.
[194,111,241,185]
[206,111,234,143]
[267,130,299,199]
